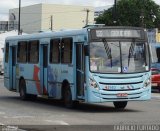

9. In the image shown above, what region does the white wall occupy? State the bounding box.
[41,4,94,31]
[9,4,94,33]
[10,4,42,34]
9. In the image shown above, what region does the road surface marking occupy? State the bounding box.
[3,115,34,119]
[12,116,34,119]
[0,122,4,125]
[0,112,5,115]
[0,124,26,131]
[3,126,26,131]
[45,120,69,125]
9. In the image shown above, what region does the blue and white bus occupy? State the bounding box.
[4,26,151,109]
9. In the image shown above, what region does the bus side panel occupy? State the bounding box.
[26,80,40,95]
[4,64,10,90]
[17,64,40,95]
[48,64,61,99]
[47,64,74,99]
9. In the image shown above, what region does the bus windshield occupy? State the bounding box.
[90,41,150,73]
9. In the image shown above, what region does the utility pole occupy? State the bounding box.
[18,0,21,35]
[50,15,53,31]
[84,9,90,26]
[7,21,9,31]
[140,0,145,28]
[113,0,117,25]
[140,10,144,27]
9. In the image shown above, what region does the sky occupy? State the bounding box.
[0,0,160,21]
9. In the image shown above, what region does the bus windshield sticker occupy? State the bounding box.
[123,67,128,72]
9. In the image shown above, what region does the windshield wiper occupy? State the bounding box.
[103,39,112,67]
[143,44,147,66]
[128,42,135,66]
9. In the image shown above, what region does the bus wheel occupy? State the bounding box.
[113,101,127,109]
[64,86,73,108]
[19,79,28,100]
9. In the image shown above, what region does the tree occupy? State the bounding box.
[96,0,160,29]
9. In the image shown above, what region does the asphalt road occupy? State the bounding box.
[0,75,160,131]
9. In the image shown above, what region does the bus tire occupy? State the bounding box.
[64,86,73,108]
[113,101,127,109]
[19,79,28,100]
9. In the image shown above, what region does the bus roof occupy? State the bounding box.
[5,28,88,41]
[5,26,145,42]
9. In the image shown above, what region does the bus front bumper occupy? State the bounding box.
[87,87,151,103]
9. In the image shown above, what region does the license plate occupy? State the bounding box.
[117,93,128,97]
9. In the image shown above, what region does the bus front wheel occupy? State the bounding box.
[113,101,127,109]
[19,79,28,100]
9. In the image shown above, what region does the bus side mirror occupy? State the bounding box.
[84,45,89,56]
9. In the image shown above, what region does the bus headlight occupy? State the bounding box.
[89,78,99,90]
[144,78,151,88]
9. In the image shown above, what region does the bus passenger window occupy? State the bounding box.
[50,39,60,63]
[61,38,72,63]
[5,43,9,63]
[17,41,27,63]
[28,40,39,63]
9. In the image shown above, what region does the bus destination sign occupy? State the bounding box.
[96,29,141,38]
[90,28,144,40]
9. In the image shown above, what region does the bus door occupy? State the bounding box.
[76,43,85,97]
[40,44,48,95]
[9,46,16,90]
